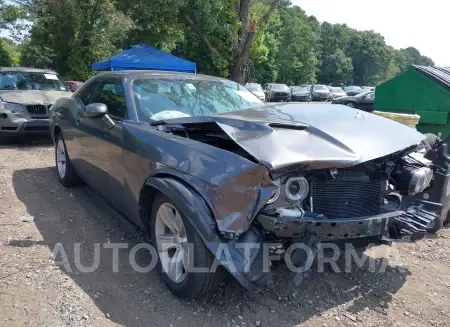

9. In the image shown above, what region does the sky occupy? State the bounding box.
[293,0,449,66]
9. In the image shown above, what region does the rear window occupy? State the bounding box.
[0,71,68,91]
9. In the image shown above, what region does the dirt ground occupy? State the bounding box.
[1,139,450,327]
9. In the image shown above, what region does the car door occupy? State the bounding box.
[64,80,100,165]
[72,78,128,211]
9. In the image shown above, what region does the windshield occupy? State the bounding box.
[271,84,289,91]
[247,85,263,92]
[313,85,327,90]
[0,71,68,91]
[133,78,264,121]
[331,87,344,92]
[291,86,309,91]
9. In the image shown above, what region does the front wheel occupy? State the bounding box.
[150,193,225,299]
[55,134,81,186]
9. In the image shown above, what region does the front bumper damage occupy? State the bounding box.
[257,200,441,242]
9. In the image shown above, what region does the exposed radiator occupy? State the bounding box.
[312,179,383,218]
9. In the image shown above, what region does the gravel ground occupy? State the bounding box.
[1,139,450,327]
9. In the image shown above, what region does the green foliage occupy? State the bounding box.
[0,38,20,66]
[0,39,13,66]
[2,0,436,85]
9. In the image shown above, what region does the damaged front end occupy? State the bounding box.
[149,106,442,292]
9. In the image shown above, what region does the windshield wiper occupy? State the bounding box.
[148,119,167,126]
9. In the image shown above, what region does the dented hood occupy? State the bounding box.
[156,103,426,172]
[0,90,72,105]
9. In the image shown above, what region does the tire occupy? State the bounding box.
[150,193,226,299]
[345,101,356,108]
[55,134,81,186]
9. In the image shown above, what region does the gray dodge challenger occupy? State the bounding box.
[49,70,440,299]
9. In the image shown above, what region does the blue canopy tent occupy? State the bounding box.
[92,44,197,73]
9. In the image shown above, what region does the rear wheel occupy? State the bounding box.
[150,193,225,299]
[55,134,81,186]
[345,101,356,108]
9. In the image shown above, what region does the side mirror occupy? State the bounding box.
[84,103,107,118]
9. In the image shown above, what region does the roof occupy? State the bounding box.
[92,44,197,73]
[90,70,226,82]
[412,65,450,91]
[0,67,57,74]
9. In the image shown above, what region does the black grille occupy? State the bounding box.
[27,105,48,115]
[312,179,383,218]
[24,126,48,131]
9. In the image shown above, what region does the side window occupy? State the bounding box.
[89,79,127,119]
[78,81,99,106]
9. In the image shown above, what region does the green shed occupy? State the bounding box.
[374,65,450,137]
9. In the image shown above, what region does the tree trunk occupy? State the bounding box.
[229,0,281,84]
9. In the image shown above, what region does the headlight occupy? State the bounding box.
[0,101,24,112]
[285,176,309,201]
[409,167,433,195]
[266,187,281,204]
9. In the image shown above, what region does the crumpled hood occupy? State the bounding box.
[0,90,72,105]
[155,103,425,173]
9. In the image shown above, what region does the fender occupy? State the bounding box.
[146,176,272,292]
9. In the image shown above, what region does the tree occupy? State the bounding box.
[15,0,133,80]
[347,30,390,85]
[317,23,353,85]
[275,6,319,85]
[0,39,13,66]
[5,0,437,85]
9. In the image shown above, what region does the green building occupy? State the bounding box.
[375,65,450,137]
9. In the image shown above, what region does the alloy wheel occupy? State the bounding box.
[56,138,67,178]
[155,203,189,283]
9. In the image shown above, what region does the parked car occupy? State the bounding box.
[265,83,291,102]
[50,71,439,299]
[262,83,276,90]
[311,84,332,101]
[0,67,72,143]
[329,86,347,99]
[245,83,265,101]
[344,86,362,96]
[66,81,84,92]
[332,91,375,111]
[290,85,311,101]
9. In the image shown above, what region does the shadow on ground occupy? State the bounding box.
[0,135,52,150]
[11,167,410,327]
